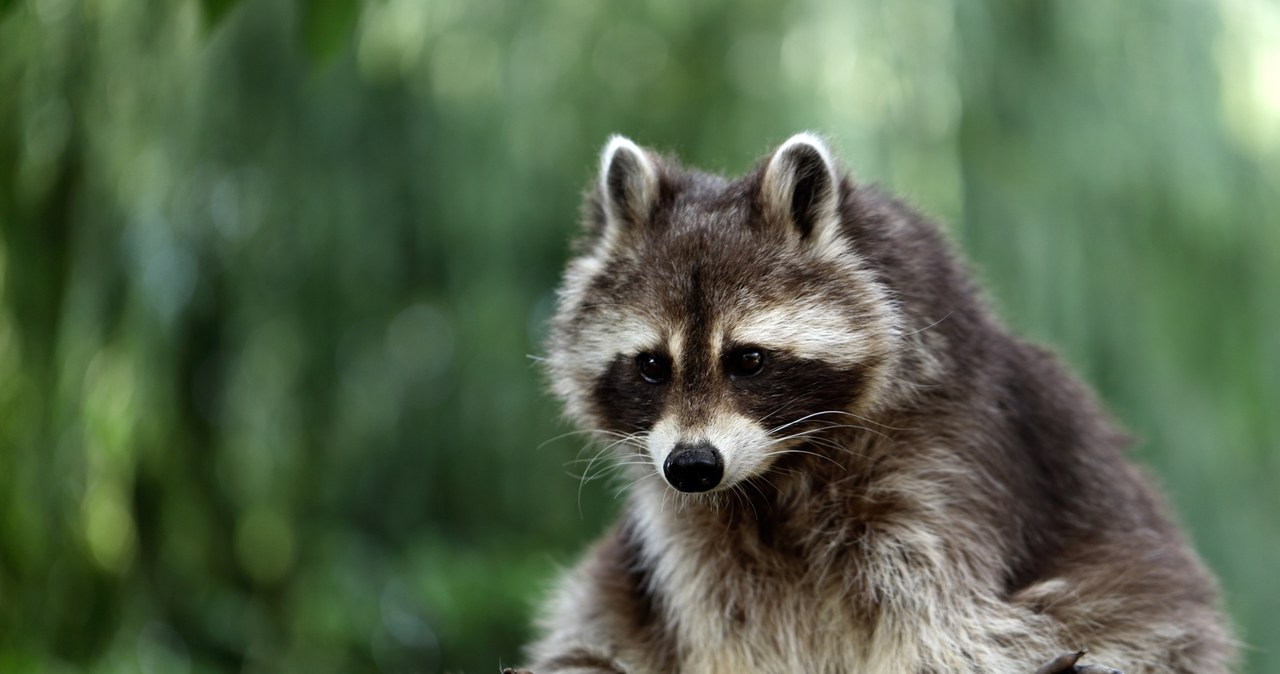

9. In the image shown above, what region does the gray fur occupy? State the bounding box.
[526,134,1236,673]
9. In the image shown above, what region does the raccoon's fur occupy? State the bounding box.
[521,134,1236,673]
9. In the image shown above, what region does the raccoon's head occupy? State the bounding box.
[547,133,905,494]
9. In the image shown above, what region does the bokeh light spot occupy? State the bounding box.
[592,25,669,95]
[386,302,455,383]
[137,621,192,674]
[428,32,501,104]
[234,506,295,585]
[357,0,428,83]
[82,482,137,574]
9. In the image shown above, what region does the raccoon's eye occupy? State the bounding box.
[726,347,766,378]
[635,353,671,384]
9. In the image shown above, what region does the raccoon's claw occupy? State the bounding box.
[1035,650,1123,674]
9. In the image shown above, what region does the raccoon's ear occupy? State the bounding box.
[761,133,841,241]
[596,135,660,243]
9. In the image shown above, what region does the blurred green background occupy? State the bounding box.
[1,0,1277,672]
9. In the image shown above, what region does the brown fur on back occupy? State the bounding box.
[524,134,1235,673]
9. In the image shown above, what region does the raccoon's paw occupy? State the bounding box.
[1034,650,1123,674]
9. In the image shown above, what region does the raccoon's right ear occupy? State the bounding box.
[594,135,660,245]
[761,133,842,244]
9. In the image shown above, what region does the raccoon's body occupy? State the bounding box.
[523,134,1235,673]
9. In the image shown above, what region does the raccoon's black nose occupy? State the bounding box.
[663,443,724,493]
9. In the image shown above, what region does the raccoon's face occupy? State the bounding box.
[548,134,902,494]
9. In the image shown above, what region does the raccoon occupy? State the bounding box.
[517,134,1235,673]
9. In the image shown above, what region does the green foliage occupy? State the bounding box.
[0,0,1277,672]
[199,0,242,30]
[301,0,360,63]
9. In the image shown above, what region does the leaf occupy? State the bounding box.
[301,0,361,64]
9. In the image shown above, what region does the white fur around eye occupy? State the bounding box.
[730,302,873,367]
[578,312,661,374]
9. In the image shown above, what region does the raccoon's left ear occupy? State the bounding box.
[596,135,660,244]
[761,133,842,242]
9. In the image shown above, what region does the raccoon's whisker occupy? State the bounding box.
[564,435,649,465]
[800,421,894,443]
[566,454,651,468]
[540,429,608,451]
[733,484,759,521]
[760,467,803,487]
[577,436,651,511]
[766,422,845,441]
[802,438,871,461]
[772,417,894,443]
[873,367,939,392]
[574,468,617,486]
[750,471,789,500]
[766,423,868,447]
[592,429,651,444]
[568,444,612,475]
[570,442,617,477]
[765,409,838,434]
[612,472,657,500]
[813,409,916,433]
[574,432,649,464]
[721,489,741,533]
[577,444,626,512]
[900,310,954,337]
[763,447,846,469]
[542,428,643,452]
[757,394,806,424]
[761,427,873,462]
[803,434,865,452]
[576,457,607,516]
[574,466,629,487]
[767,409,909,436]
[741,476,773,507]
[564,455,614,466]
[766,411,882,435]
[565,448,635,467]
[721,489,746,528]
[576,458,652,482]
